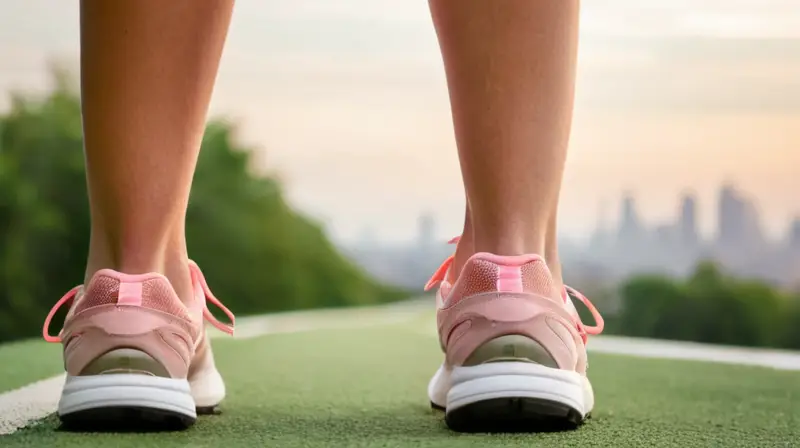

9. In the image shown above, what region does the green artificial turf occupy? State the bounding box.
[0,340,63,393]
[2,317,798,447]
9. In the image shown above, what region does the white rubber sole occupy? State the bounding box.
[190,365,227,410]
[428,362,594,430]
[58,374,197,421]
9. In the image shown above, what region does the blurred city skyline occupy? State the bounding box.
[348,181,800,289]
[1,0,798,242]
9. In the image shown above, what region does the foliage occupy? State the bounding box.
[0,71,407,343]
[614,261,800,349]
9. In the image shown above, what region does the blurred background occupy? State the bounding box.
[1,1,799,348]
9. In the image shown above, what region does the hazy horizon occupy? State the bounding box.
[2,0,799,243]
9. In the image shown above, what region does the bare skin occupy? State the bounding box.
[455,203,565,289]
[80,0,234,303]
[78,0,577,300]
[430,0,579,290]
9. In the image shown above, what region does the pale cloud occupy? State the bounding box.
[1,0,799,241]
[581,0,800,38]
[577,37,800,113]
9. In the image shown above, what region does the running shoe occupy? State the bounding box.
[43,260,234,429]
[425,237,603,432]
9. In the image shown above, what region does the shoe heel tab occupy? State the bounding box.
[455,253,557,298]
[83,270,187,314]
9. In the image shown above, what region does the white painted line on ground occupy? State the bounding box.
[3,298,799,435]
[588,335,800,371]
[0,300,427,436]
[415,324,800,371]
[0,375,65,436]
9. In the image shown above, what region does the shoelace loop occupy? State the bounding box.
[189,260,236,335]
[423,236,461,291]
[42,287,81,343]
[565,285,604,336]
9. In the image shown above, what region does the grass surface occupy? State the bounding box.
[2,316,798,447]
[0,340,62,393]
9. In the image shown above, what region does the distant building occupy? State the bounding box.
[653,224,674,246]
[347,183,800,289]
[717,184,744,247]
[417,212,436,251]
[789,218,800,249]
[617,192,643,245]
[678,193,699,248]
[717,184,764,254]
[742,200,765,247]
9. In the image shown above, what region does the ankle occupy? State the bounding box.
[544,250,565,292]
[472,230,546,258]
[454,231,563,292]
[454,208,545,276]
[451,209,475,281]
[545,214,564,290]
[452,235,473,282]
[85,231,194,305]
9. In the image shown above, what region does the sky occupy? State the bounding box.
[1,0,799,243]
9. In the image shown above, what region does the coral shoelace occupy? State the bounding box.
[190,260,236,336]
[42,261,235,343]
[563,285,604,337]
[424,236,604,337]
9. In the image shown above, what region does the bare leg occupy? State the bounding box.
[431,0,578,288]
[427,4,606,430]
[456,203,564,288]
[451,202,474,281]
[81,0,234,303]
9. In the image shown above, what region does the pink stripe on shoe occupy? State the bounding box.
[496,265,523,293]
[117,282,143,306]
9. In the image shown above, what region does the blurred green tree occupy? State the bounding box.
[0,70,407,343]
[618,274,685,339]
[616,261,798,349]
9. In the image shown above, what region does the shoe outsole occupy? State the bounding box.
[439,397,587,433]
[59,406,196,432]
[196,405,221,415]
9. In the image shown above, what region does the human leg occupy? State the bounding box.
[426,0,603,431]
[43,0,236,430]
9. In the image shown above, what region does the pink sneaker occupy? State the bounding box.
[42,260,234,429]
[425,239,603,432]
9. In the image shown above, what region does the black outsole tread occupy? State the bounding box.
[59,406,196,432]
[443,397,586,433]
